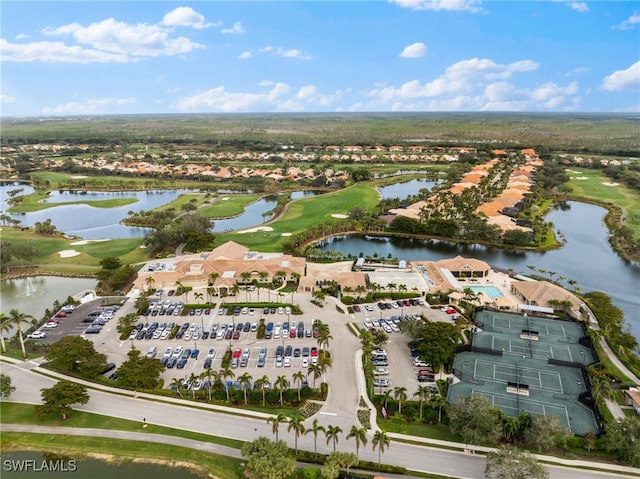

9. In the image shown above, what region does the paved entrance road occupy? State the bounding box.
[2,361,637,479]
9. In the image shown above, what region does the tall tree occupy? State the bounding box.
[346,425,368,460]
[274,374,288,406]
[372,429,391,467]
[292,370,306,401]
[448,394,503,448]
[238,372,253,405]
[8,309,34,359]
[394,386,408,415]
[0,313,11,353]
[605,415,640,466]
[266,413,288,442]
[287,415,306,454]
[219,367,235,402]
[241,436,296,479]
[257,374,270,406]
[305,418,326,458]
[45,336,107,378]
[36,380,89,420]
[523,415,571,453]
[325,424,343,452]
[116,348,165,390]
[0,373,16,398]
[414,385,432,420]
[485,446,549,479]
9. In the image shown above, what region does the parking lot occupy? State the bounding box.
[33,290,450,398]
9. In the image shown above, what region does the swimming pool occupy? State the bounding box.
[469,286,504,299]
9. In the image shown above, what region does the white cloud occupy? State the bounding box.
[568,2,589,13]
[613,13,640,30]
[1,93,17,104]
[361,56,582,111]
[15,33,29,40]
[400,42,427,58]
[222,22,245,35]
[390,0,484,13]
[175,82,341,112]
[161,7,217,29]
[44,18,203,57]
[42,97,136,115]
[0,38,130,63]
[258,46,312,60]
[601,61,640,91]
[238,51,252,59]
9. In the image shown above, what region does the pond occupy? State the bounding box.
[0,451,203,479]
[315,201,640,340]
[377,178,442,200]
[0,276,97,321]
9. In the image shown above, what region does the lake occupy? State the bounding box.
[377,178,442,200]
[1,183,187,239]
[315,201,640,340]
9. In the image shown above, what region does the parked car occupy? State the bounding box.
[373,378,390,388]
[27,331,47,339]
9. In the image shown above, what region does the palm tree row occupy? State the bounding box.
[0,309,36,359]
[267,416,392,467]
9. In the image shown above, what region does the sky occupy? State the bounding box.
[1,1,639,116]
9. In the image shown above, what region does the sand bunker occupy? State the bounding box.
[221,197,230,200]
[602,182,620,186]
[70,239,110,245]
[237,226,274,234]
[574,177,589,180]
[59,250,81,258]
[331,214,348,219]
[281,232,292,236]
[70,175,88,179]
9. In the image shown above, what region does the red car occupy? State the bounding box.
[232,348,242,358]
[310,347,318,357]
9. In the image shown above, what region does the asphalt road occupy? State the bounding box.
[4,312,638,478]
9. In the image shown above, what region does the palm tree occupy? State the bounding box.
[287,415,306,454]
[325,425,342,452]
[372,430,391,467]
[305,419,325,458]
[145,276,155,292]
[238,372,253,405]
[9,309,34,359]
[275,374,288,406]
[394,386,407,415]
[413,386,432,420]
[202,368,216,401]
[307,363,322,388]
[430,394,447,423]
[0,313,11,353]
[381,389,392,409]
[267,412,288,442]
[230,283,240,302]
[316,322,333,350]
[170,377,184,398]
[188,372,198,398]
[591,376,612,404]
[346,425,368,460]
[257,374,270,406]
[219,367,235,402]
[208,272,220,286]
[292,370,305,401]
[194,292,204,305]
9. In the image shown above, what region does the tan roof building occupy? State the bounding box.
[510,280,583,317]
[134,241,306,296]
[623,389,640,415]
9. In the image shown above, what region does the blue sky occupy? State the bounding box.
[1,1,639,116]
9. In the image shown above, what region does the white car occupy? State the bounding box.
[160,330,170,340]
[206,348,216,359]
[374,368,389,376]
[283,357,292,367]
[163,347,173,358]
[28,331,47,339]
[301,357,309,367]
[184,331,192,341]
[172,346,183,358]
[374,378,390,388]
[44,322,58,328]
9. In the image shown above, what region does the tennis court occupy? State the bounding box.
[449,311,600,436]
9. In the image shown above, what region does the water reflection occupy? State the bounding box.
[377,178,442,200]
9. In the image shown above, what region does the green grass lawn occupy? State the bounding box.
[1,228,149,272]
[565,167,640,237]
[199,193,261,218]
[155,192,212,212]
[8,193,138,213]
[213,182,380,251]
